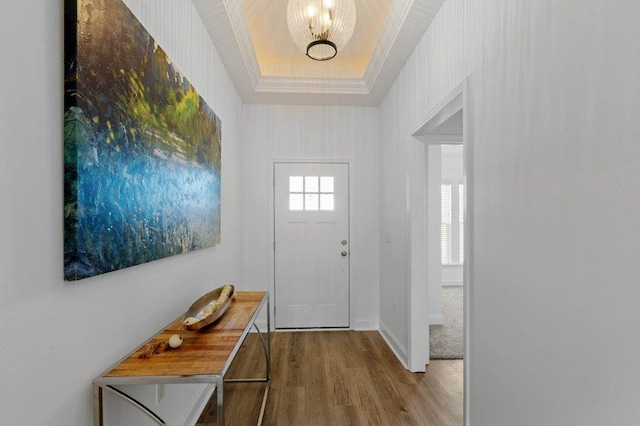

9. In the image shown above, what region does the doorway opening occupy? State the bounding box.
[407,79,472,423]
[429,144,464,360]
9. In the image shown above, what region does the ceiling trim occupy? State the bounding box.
[194,0,445,105]
[222,0,261,88]
[363,0,414,90]
[255,77,369,94]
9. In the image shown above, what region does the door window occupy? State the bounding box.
[289,176,335,211]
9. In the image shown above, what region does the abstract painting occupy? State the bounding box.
[64,0,221,281]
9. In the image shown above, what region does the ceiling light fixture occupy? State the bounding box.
[287,0,356,61]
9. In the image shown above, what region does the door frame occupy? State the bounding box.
[407,77,472,424]
[269,159,353,330]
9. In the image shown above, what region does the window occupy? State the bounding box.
[289,176,335,211]
[441,184,452,264]
[459,183,464,264]
[441,180,464,265]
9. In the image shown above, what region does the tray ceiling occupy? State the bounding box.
[192,0,446,105]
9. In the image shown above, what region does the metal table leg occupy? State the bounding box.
[93,383,103,426]
[216,376,224,425]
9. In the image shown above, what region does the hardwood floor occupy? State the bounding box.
[197,331,462,426]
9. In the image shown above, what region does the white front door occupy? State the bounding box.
[274,162,350,328]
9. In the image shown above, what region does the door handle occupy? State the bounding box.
[341,240,347,245]
[341,251,348,256]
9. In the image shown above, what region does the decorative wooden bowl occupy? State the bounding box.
[182,284,235,331]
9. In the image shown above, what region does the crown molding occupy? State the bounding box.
[363,0,442,97]
[195,0,445,105]
[223,0,371,96]
[222,0,262,88]
[362,0,414,90]
[255,76,369,95]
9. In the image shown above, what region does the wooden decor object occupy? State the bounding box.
[182,284,235,331]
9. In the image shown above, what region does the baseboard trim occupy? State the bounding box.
[443,280,463,287]
[429,314,444,325]
[378,320,408,369]
[262,318,379,331]
[273,327,349,332]
[352,318,379,331]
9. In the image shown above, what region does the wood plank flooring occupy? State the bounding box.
[196,331,462,426]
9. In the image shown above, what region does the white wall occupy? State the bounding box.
[0,1,244,424]
[381,0,640,424]
[378,0,474,362]
[241,105,381,330]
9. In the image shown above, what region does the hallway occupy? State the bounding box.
[198,331,463,425]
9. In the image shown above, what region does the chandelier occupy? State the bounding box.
[287,0,357,61]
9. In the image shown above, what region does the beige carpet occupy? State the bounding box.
[429,286,463,359]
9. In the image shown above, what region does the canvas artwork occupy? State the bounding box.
[64,0,221,281]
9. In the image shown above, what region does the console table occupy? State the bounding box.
[93,291,270,425]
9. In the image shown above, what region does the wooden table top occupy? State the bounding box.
[102,291,266,379]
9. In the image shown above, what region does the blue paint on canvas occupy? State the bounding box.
[64,0,221,280]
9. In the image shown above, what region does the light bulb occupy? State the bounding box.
[323,0,334,9]
[305,5,316,18]
[323,12,331,26]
